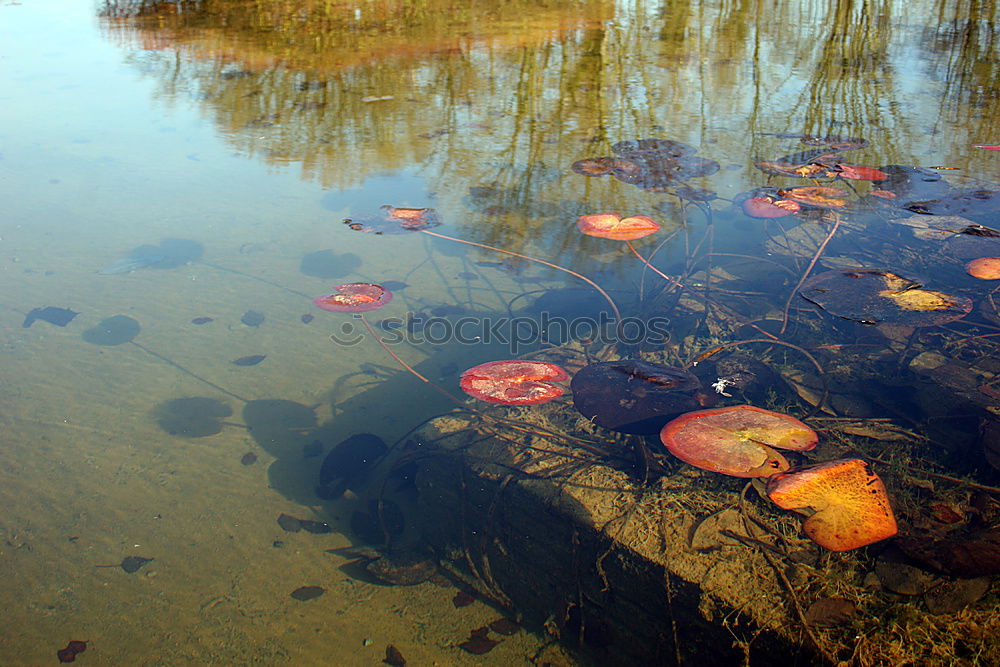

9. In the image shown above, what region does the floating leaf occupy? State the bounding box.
[799,269,972,326]
[572,361,700,434]
[313,283,393,313]
[460,360,568,405]
[869,189,897,199]
[778,186,849,209]
[754,148,839,177]
[741,195,801,218]
[572,138,718,193]
[575,213,661,240]
[904,189,1000,217]
[612,138,697,157]
[799,135,869,150]
[659,405,817,478]
[754,160,829,178]
[343,205,441,234]
[571,157,639,177]
[828,163,889,181]
[966,257,1000,280]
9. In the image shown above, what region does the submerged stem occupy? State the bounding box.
[779,216,841,334]
[419,229,622,322]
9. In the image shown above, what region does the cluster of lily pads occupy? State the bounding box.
[313,192,914,552]
[318,139,1000,552]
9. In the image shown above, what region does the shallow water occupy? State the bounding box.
[1,0,998,664]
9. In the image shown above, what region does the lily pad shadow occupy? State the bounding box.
[154,397,233,437]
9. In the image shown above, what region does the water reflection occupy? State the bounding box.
[99,0,997,261]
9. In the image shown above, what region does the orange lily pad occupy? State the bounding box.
[576,213,661,241]
[460,360,568,405]
[778,186,849,209]
[659,405,818,478]
[742,195,801,218]
[966,257,1000,280]
[313,283,393,313]
[767,458,898,551]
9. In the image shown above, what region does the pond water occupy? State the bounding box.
[1,0,998,664]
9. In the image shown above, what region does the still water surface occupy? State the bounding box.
[1,0,998,664]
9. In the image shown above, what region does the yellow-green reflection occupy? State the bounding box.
[99,0,999,263]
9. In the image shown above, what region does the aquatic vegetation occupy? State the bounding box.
[739,193,801,218]
[777,186,850,209]
[766,458,897,551]
[799,269,973,326]
[827,163,888,181]
[575,212,661,240]
[658,405,817,478]
[345,204,622,321]
[324,135,1000,666]
[459,360,568,405]
[313,282,394,312]
[572,138,719,194]
[966,256,1000,279]
[571,360,700,434]
[344,205,441,234]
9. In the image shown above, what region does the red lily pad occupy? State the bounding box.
[576,213,661,240]
[829,163,889,181]
[313,283,393,313]
[659,405,817,478]
[460,360,568,405]
[742,195,801,218]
